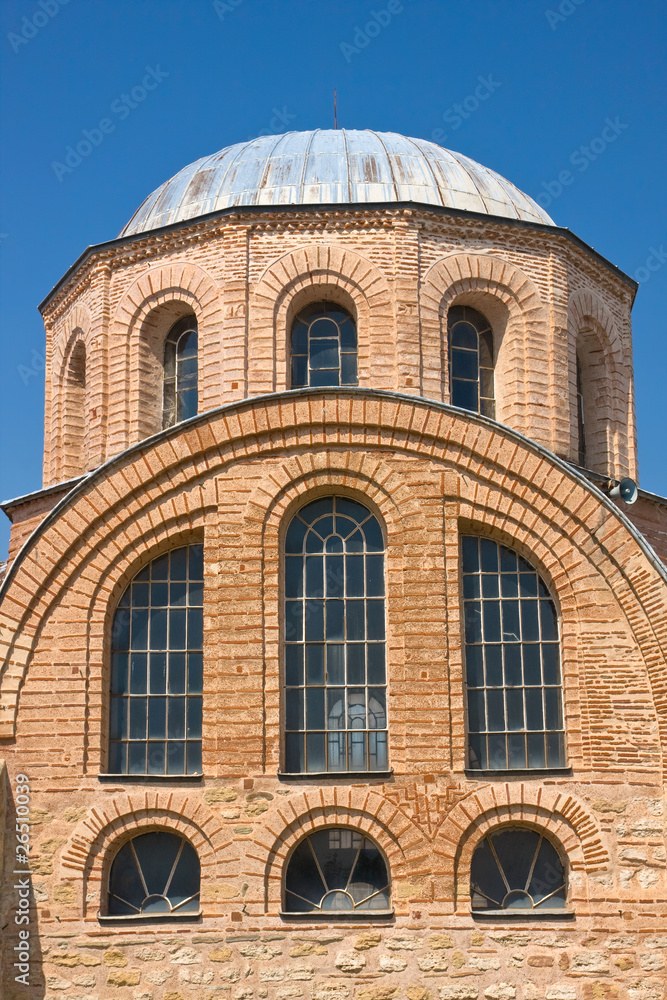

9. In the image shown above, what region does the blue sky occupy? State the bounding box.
[0,0,665,557]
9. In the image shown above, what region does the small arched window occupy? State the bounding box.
[107,831,200,917]
[163,316,198,428]
[109,545,204,776]
[471,827,567,913]
[284,828,390,914]
[448,306,495,418]
[290,302,358,388]
[284,497,387,774]
[461,536,565,771]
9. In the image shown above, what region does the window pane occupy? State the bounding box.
[284,496,387,774]
[286,689,304,731]
[463,537,564,773]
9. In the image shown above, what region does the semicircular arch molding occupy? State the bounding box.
[420,252,550,442]
[248,786,420,912]
[234,457,434,771]
[59,792,231,916]
[109,260,222,451]
[436,784,607,912]
[250,243,394,394]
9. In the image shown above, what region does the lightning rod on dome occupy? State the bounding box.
[334,90,337,130]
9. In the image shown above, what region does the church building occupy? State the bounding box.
[1,129,666,999]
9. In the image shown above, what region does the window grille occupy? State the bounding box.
[471,827,566,912]
[284,497,387,773]
[163,316,198,428]
[448,306,495,418]
[108,831,200,916]
[109,545,204,775]
[284,828,390,913]
[461,536,565,770]
[290,302,358,388]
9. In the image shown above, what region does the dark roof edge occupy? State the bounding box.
[1,389,665,605]
[0,475,84,515]
[38,201,638,313]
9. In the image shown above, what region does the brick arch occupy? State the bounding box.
[1,391,665,766]
[568,288,633,479]
[420,252,550,441]
[249,243,394,394]
[435,783,608,913]
[108,260,222,453]
[233,457,436,772]
[59,792,231,916]
[247,786,424,912]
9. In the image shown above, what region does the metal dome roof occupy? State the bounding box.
[120,129,554,237]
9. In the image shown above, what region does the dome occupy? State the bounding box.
[120,129,554,237]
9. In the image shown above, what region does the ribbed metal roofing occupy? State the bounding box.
[120,130,554,236]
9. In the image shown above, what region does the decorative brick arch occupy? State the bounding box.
[247,786,423,912]
[59,791,230,916]
[435,783,608,912]
[420,253,549,440]
[235,456,437,772]
[568,287,634,479]
[249,243,394,394]
[108,260,222,453]
[1,391,665,770]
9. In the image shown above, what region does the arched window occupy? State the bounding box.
[284,828,390,914]
[290,302,358,388]
[461,536,565,770]
[109,545,204,776]
[163,316,198,428]
[576,354,586,466]
[284,497,387,774]
[448,306,495,418]
[107,831,200,916]
[471,827,567,913]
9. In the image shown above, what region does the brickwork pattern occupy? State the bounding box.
[40,209,637,488]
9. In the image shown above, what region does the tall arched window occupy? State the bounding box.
[163,316,198,428]
[290,302,358,388]
[109,545,204,776]
[448,306,495,418]
[284,497,387,774]
[284,828,391,914]
[461,536,565,771]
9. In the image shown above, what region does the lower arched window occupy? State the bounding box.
[107,831,200,917]
[284,828,390,914]
[471,827,567,912]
